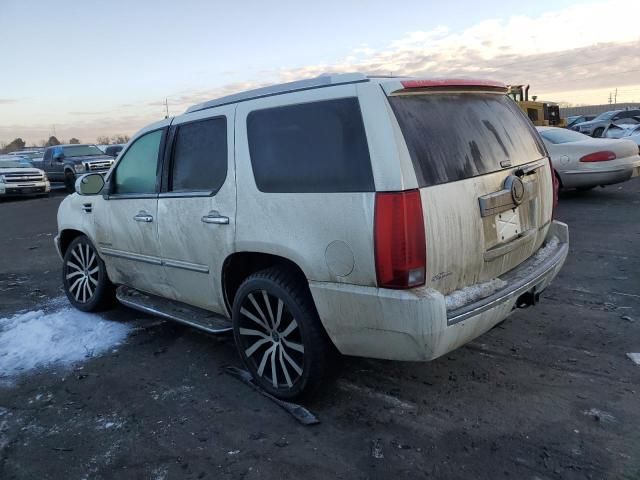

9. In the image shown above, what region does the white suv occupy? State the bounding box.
[55,73,569,398]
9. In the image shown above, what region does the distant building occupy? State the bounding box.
[561,102,640,117]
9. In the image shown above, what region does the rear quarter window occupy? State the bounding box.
[389,93,546,187]
[247,97,374,193]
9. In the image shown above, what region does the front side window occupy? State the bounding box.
[112,130,163,195]
[247,97,374,193]
[170,117,227,193]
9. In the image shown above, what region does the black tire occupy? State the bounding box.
[593,127,604,138]
[64,171,76,193]
[62,235,115,311]
[232,267,333,399]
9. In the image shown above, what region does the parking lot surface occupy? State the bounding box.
[1,182,639,479]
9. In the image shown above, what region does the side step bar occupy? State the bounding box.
[116,286,232,334]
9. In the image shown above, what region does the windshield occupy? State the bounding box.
[0,160,33,168]
[62,145,104,157]
[593,111,616,121]
[539,128,590,144]
[388,93,545,187]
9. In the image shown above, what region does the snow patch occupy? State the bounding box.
[0,307,131,380]
[444,237,562,311]
[445,278,508,311]
[627,353,640,365]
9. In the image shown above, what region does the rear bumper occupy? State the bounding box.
[561,158,640,188]
[310,221,569,362]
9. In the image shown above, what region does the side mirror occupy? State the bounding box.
[53,152,64,161]
[75,173,105,195]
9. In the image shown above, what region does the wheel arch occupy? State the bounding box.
[59,229,86,257]
[222,251,311,315]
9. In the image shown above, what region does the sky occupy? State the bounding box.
[1,0,640,145]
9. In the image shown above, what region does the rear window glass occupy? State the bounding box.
[389,93,545,187]
[538,128,589,144]
[247,97,374,193]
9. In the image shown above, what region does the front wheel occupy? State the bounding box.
[62,235,115,311]
[592,127,604,138]
[232,268,333,399]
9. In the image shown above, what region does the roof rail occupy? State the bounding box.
[185,72,369,113]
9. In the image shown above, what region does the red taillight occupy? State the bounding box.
[374,190,426,289]
[579,151,616,162]
[400,78,507,92]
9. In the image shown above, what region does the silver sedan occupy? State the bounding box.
[537,127,640,190]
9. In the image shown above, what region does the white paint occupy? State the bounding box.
[0,306,131,380]
[445,278,508,311]
[627,353,640,365]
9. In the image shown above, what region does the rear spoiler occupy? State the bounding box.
[383,78,508,96]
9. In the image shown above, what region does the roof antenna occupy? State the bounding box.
[164,98,169,119]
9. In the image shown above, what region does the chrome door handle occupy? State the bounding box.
[201,211,229,225]
[133,212,153,223]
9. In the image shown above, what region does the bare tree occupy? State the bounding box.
[69,138,81,144]
[45,136,61,147]
[1,138,26,154]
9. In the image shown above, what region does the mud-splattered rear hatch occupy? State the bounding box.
[385,81,554,296]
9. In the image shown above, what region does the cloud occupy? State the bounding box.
[3,0,640,144]
[0,98,18,105]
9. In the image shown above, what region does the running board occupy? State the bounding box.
[116,286,232,334]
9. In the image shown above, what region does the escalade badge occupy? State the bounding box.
[504,175,525,205]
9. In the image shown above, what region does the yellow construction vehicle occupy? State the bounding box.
[508,85,566,127]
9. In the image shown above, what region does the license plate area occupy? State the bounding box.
[495,208,522,243]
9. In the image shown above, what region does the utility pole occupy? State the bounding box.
[608,92,612,105]
[614,88,618,106]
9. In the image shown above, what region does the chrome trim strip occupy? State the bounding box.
[563,167,631,175]
[447,240,569,325]
[100,247,163,265]
[101,247,209,273]
[158,191,214,198]
[164,258,209,273]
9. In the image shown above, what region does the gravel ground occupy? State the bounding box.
[0,180,639,479]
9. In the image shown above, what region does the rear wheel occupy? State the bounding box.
[62,235,115,311]
[232,268,333,399]
[64,171,76,193]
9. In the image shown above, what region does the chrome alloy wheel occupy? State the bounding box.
[64,242,99,303]
[237,290,305,389]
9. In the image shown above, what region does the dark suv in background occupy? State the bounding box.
[35,144,114,192]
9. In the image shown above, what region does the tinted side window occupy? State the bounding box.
[44,149,51,161]
[170,117,227,192]
[112,130,163,195]
[247,98,374,193]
